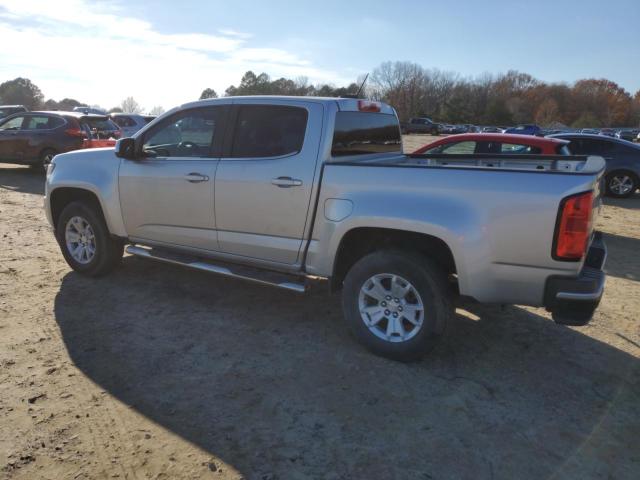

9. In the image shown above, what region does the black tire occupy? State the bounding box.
[341,250,452,362]
[30,148,57,173]
[431,128,440,136]
[605,170,637,198]
[56,201,123,276]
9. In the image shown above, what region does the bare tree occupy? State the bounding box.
[148,106,165,116]
[120,97,143,114]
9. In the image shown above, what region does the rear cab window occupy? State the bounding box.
[231,105,308,158]
[332,112,401,157]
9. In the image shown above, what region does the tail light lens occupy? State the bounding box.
[554,191,593,260]
[65,128,87,138]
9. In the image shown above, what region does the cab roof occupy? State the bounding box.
[178,95,397,115]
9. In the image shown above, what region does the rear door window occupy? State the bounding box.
[25,115,64,130]
[231,105,308,158]
[332,112,401,156]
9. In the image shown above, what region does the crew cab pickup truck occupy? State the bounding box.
[44,96,607,361]
[400,117,440,135]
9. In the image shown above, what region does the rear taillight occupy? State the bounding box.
[357,100,381,112]
[554,191,593,260]
[65,128,86,138]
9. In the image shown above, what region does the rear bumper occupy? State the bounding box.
[544,231,607,326]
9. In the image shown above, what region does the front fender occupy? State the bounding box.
[45,148,126,237]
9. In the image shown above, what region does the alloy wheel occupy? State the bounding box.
[609,175,634,196]
[65,216,97,264]
[358,273,425,343]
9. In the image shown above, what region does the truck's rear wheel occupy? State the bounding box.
[341,250,452,362]
[56,201,123,276]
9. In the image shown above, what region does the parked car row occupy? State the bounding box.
[0,111,118,170]
[0,108,157,170]
[399,116,640,142]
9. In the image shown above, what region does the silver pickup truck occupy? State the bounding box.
[44,96,607,361]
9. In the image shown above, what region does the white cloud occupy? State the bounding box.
[0,0,348,111]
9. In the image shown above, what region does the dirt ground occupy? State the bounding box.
[1,147,639,479]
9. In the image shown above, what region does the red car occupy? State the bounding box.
[82,138,117,149]
[413,133,571,155]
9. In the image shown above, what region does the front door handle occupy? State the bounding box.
[184,172,209,183]
[271,176,303,187]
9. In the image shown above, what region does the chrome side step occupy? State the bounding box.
[125,245,307,293]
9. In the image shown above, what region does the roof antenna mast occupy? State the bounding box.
[355,73,369,98]
[339,74,370,99]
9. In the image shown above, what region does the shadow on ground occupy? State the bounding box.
[54,257,640,479]
[602,232,640,282]
[0,165,44,195]
[603,193,640,210]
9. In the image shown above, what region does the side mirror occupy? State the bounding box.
[115,137,136,159]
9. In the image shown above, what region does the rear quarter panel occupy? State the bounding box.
[306,164,601,306]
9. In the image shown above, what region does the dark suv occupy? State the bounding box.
[0,111,119,171]
[400,117,440,135]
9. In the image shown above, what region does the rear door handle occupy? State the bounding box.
[184,172,209,183]
[271,176,303,187]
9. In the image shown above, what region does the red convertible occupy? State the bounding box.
[413,133,571,155]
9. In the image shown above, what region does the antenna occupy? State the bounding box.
[355,73,369,98]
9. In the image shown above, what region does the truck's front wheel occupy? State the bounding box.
[56,201,123,276]
[341,250,452,362]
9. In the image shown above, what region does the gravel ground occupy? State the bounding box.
[1,154,639,479]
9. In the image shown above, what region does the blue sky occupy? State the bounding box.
[1,0,638,112]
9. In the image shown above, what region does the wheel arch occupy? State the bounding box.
[331,227,457,292]
[50,187,108,234]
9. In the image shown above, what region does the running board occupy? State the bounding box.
[125,245,307,293]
